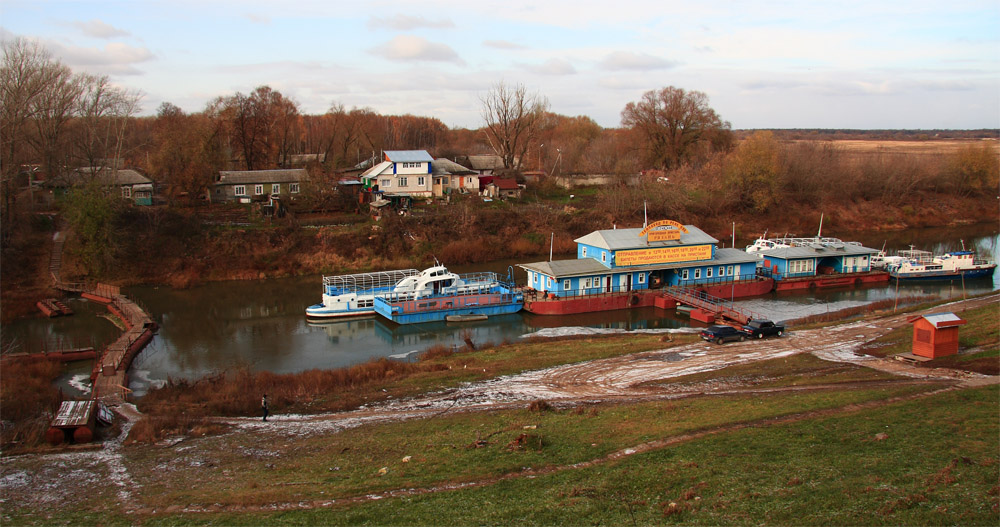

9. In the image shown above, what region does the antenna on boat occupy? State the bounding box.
[549,232,554,262]
[817,213,824,238]
[643,201,648,229]
[961,239,966,251]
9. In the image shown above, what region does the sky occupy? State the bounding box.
[2,0,998,130]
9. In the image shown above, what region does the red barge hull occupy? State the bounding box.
[772,271,889,292]
[524,278,775,316]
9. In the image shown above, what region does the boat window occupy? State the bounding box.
[563,279,570,289]
[706,268,713,278]
[638,274,645,283]
[694,269,701,280]
[682,269,689,280]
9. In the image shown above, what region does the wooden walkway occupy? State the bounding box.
[48,234,156,405]
[661,287,764,326]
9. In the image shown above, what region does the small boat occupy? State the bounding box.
[445,314,488,322]
[374,265,523,324]
[887,248,996,281]
[305,269,420,318]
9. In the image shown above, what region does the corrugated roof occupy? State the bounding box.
[431,158,476,175]
[463,155,505,170]
[916,312,967,328]
[384,150,434,163]
[575,225,718,251]
[756,244,878,259]
[218,169,309,184]
[361,161,393,178]
[49,168,152,187]
[519,258,611,278]
[493,178,519,190]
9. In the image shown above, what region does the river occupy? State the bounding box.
[5,224,997,397]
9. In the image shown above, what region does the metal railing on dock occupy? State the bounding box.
[662,286,764,325]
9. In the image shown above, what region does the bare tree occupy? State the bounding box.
[621,86,732,170]
[220,86,300,170]
[75,73,143,171]
[480,81,549,170]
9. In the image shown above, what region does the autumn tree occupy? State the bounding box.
[480,81,549,170]
[149,103,226,202]
[948,144,999,196]
[218,86,300,170]
[74,73,143,170]
[724,130,782,213]
[621,86,732,170]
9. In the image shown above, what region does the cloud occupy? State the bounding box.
[520,58,576,76]
[243,13,270,24]
[367,15,454,30]
[369,35,464,65]
[48,41,154,76]
[598,51,678,71]
[484,39,526,50]
[72,19,130,39]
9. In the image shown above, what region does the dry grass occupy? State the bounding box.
[787,138,1000,155]
[0,359,64,450]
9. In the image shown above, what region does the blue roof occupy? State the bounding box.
[384,150,433,163]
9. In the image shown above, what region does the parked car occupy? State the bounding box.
[700,325,747,344]
[742,319,785,339]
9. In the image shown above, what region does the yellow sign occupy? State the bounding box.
[616,244,712,266]
[648,230,681,242]
[638,220,688,237]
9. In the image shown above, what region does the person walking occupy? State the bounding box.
[261,394,269,422]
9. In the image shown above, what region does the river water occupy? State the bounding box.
[5,224,997,397]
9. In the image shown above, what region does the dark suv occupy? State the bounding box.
[700,325,747,344]
[742,319,785,339]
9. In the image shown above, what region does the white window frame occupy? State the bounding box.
[638,273,645,284]
[563,279,571,289]
[380,178,391,188]
[582,247,587,257]
[254,184,264,195]
[399,177,408,187]
[719,266,725,276]
[235,185,246,196]
[682,269,689,280]
[727,265,734,276]
[272,183,280,195]
[707,268,713,278]
[122,186,131,198]
[601,252,607,263]
[290,183,300,194]
[694,268,701,280]
[584,278,591,288]
[417,176,425,186]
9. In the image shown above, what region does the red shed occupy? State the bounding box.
[907,312,967,359]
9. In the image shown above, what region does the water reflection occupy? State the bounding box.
[4,227,996,395]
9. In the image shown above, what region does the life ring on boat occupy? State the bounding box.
[630,294,640,306]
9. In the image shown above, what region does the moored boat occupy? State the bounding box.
[305,269,420,318]
[887,249,996,280]
[374,265,523,324]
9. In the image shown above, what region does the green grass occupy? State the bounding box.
[146,385,996,526]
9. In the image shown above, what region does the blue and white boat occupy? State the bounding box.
[305,269,420,318]
[887,249,996,281]
[374,265,523,324]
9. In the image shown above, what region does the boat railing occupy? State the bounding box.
[321,269,419,294]
[375,292,521,314]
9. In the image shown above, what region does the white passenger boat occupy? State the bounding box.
[305,269,420,318]
[887,249,996,281]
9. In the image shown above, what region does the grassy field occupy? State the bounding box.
[786,138,1000,155]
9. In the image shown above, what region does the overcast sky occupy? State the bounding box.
[2,0,997,129]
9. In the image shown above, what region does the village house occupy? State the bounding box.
[210,169,308,204]
[45,167,154,206]
[484,177,522,199]
[360,150,434,198]
[431,158,478,196]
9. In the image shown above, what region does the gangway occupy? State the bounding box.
[662,286,764,326]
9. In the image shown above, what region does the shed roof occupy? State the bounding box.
[493,178,519,190]
[384,150,433,163]
[575,225,717,251]
[519,258,610,278]
[907,312,967,328]
[218,169,308,184]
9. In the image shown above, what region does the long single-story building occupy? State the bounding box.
[210,169,308,203]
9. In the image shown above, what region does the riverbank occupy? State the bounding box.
[2,192,996,324]
[1,294,996,525]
